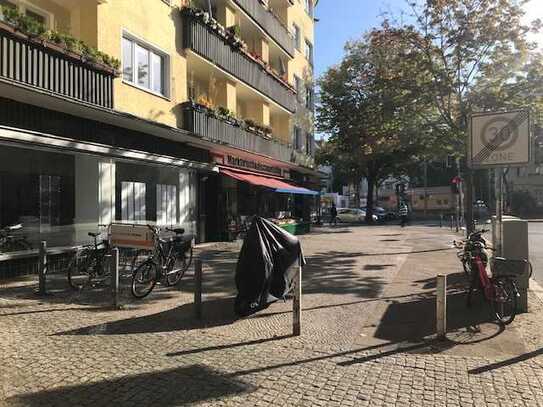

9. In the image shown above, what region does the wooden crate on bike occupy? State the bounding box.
[110,223,154,250]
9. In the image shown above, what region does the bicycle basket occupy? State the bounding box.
[173,236,191,252]
[491,257,531,278]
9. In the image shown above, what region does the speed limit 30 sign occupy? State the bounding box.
[468,110,530,168]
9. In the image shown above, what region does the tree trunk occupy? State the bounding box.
[366,174,375,223]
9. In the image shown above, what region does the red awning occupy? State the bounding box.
[220,168,318,196]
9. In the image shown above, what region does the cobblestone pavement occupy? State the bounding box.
[2,224,543,406]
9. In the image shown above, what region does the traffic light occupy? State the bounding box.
[451,176,461,194]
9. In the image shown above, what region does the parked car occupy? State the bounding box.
[337,208,378,223]
[361,206,393,222]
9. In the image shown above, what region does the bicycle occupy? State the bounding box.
[68,224,111,290]
[0,223,32,252]
[454,228,489,277]
[466,240,531,325]
[131,225,193,299]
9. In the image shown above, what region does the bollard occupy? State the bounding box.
[194,258,202,319]
[36,241,48,296]
[293,255,302,336]
[439,214,443,228]
[436,274,447,339]
[110,248,120,309]
[450,215,453,231]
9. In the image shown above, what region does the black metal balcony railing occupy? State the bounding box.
[0,24,115,109]
[232,0,295,57]
[182,103,314,168]
[183,14,296,113]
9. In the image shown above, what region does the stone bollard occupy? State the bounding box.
[194,258,202,319]
[293,255,302,336]
[436,274,447,339]
[110,248,120,309]
[36,241,48,296]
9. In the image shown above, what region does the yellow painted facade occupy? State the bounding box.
[14,0,315,153]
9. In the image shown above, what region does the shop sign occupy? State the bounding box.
[110,223,154,249]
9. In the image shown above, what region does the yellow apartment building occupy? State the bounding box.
[0,0,318,258]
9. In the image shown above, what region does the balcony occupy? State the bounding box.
[231,0,294,57]
[182,9,296,113]
[0,22,116,109]
[182,102,314,168]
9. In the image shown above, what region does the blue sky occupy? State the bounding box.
[314,0,408,78]
[314,0,542,79]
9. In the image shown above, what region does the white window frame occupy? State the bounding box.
[121,30,171,99]
[0,0,54,28]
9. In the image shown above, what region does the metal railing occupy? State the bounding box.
[0,24,115,109]
[232,0,295,56]
[183,14,296,113]
[183,103,294,162]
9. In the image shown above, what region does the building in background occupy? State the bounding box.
[0,0,318,254]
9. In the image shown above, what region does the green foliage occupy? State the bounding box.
[399,0,543,151]
[317,24,437,219]
[0,5,120,71]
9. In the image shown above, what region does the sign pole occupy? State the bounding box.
[496,168,503,256]
[465,170,474,234]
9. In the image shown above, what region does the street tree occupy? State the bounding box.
[317,25,438,222]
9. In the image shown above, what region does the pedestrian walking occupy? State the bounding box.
[330,203,338,226]
[399,203,408,227]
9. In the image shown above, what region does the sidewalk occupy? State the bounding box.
[2,224,543,406]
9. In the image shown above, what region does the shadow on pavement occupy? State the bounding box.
[6,365,254,407]
[56,297,239,335]
[372,291,505,346]
[303,251,385,297]
[166,334,293,357]
[468,348,543,374]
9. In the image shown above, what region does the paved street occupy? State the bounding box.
[2,224,543,406]
[529,222,543,285]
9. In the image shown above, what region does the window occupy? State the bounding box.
[25,8,45,24]
[305,39,313,65]
[305,0,313,16]
[121,181,146,222]
[294,126,302,150]
[293,23,301,51]
[122,34,168,97]
[294,75,304,103]
[305,86,313,110]
[0,1,51,27]
[156,184,177,226]
[305,132,313,154]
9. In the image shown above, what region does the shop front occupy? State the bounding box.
[0,129,206,251]
[202,154,319,241]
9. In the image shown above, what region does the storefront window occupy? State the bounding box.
[0,143,198,248]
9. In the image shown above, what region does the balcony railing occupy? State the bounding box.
[232,0,294,56]
[0,23,115,109]
[182,103,314,168]
[183,11,296,113]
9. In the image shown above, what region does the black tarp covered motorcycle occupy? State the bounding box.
[234,217,305,317]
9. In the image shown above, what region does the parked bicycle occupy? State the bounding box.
[68,224,111,290]
[465,237,531,325]
[0,223,32,252]
[454,228,490,277]
[131,225,193,299]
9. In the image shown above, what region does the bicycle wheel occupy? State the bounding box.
[491,278,518,325]
[131,260,158,298]
[165,247,193,286]
[68,248,94,290]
